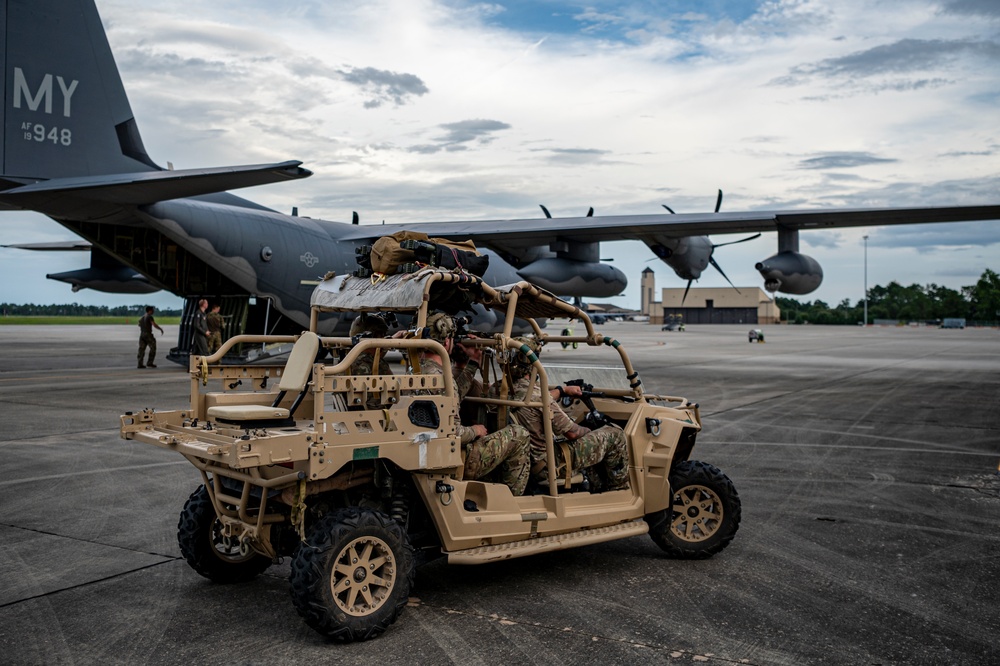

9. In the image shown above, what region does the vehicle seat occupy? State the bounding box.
[206,332,320,427]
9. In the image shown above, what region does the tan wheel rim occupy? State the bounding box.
[670,484,723,542]
[331,536,396,617]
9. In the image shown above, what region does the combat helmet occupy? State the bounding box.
[424,312,457,342]
[350,312,389,338]
[510,336,542,377]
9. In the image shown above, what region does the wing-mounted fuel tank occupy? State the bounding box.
[755,251,823,294]
[755,226,823,295]
[514,236,626,298]
[516,258,626,298]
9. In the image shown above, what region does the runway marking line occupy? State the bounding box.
[0,460,187,487]
[698,440,999,457]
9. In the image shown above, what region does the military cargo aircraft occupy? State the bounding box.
[3,0,999,363]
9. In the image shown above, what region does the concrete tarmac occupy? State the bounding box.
[0,323,997,665]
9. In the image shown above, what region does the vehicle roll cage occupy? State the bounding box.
[302,268,650,496]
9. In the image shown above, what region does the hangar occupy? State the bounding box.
[640,268,781,325]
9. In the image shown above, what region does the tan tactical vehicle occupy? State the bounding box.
[121,269,741,642]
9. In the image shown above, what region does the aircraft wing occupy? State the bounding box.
[335,204,1000,245]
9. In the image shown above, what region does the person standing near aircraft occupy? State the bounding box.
[206,304,224,354]
[191,299,211,357]
[137,306,164,368]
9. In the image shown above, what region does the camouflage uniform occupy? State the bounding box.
[350,351,393,409]
[206,309,224,354]
[415,313,531,495]
[508,337,629,491]
[349,314,393,376]
[351,351,392,377]
[137,312,158,367]
[421,358,531,495]
[349,314,394,409]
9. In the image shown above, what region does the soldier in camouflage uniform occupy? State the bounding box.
[349,313,393,376]
[136,305,164,368]
[509,336,630,492]
[206,304,224,354]
[349,314,394,410]
[416,312,531,496]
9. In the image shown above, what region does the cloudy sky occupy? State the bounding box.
[2,0,999,310]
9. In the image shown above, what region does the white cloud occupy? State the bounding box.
[1,0,998,310]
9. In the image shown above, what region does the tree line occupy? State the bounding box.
[5,268,1000,325]
[1,303,183,317]
[777,269,1000,325]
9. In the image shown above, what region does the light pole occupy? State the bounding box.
[863,235,869,326]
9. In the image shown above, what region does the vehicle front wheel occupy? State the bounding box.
[177,485,273,583]
[289,507,414,642]
[645,460,741,559]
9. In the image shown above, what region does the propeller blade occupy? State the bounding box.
[662,204,676,214]
[586,207,594,217]
[713,232,762,249]
[352,211,359,225]
[714,189,723,213]
[681,279,693,305]
[539,205,552,219]
[709,256,742,294]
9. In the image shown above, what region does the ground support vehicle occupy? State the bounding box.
[121,267,741,641]
[661,314,685,331]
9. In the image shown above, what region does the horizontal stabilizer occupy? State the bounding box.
[47,267,159,294]
[0,161,312,218]
[2,241,92,251]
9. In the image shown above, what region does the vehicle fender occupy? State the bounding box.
[624,403,701,514]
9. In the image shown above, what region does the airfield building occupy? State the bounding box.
[641,268,781,325]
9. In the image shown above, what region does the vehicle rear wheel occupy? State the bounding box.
[645,460,741,559]
[289,507,414,642]
[177,485,273,583]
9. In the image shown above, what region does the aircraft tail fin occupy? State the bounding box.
[1,0,159,186]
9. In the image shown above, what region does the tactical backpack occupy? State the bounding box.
[355,231,489,278]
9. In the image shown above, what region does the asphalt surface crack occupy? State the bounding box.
[942,480,1000,499]
[1,521,180,565]
[0,522,182,609]
[0,558,177,610]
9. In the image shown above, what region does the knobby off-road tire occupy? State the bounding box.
[289,507,415,642]
[177,485,273,583]
[645,460,741,559]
